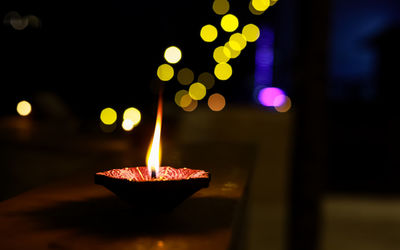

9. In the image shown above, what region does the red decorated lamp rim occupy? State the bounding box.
[96,166,210,182]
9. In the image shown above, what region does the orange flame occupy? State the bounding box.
[146,94,163,178]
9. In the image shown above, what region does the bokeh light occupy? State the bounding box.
[189,82,207,100]
[16,100,32,116]
[27,15,41,28]
[198,72,215,89]
[257,87,285,107]
[214,62,233,80]
[220,14,239,32]
[208,93,226,111]
[274,95,292,112]
[200,24,218,42]
[175,90,189,107]
[100,107,117,125]
[229,33,247,51]
[251,0,270,12]
[249,2,265,15]
[123,107,141,127]
[182,99,198,112]
[164,46,182,64]
[5,12,29,30]
[122,119,135,131]
[157,64,174,81]
[177,68,194,85]
[225,42,241,58]
[271,0,279,6]
[242,24,260,42]
[213,0,230,15]
[180,94,193,108]
[213,46,231,63]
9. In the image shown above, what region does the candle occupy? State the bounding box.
[95,92,210,210]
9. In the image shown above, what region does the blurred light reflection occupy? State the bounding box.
[220,14,239,32]
[214,63,232,80]
[157,64,174,81]
[198,72,215,89]
[274,95,292,112]
[123,107,141,127]
[122,119,135,131]
[100,108,117,125]
[208,93,226,111]
[213,0,230,15]
[200,24,218,42]
[164,46,182,64]
[189,82,207,100]
[177,68,194,85]
[257,87,285,107]
[16,100,32,116]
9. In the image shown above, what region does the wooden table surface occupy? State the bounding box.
[0,141,252,250]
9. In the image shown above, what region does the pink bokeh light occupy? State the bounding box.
[258,87,286,107]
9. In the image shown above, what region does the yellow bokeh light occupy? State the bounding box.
[229,33,247,51]
[180,94,193,108]
[242,24,260,42]
[251,0,270,12]
[214,62,232,80]
[271,0,278,6]
[225,42,241,58]
[189,82,207,100]
[157,64,174,81]
[122,119,135,131]
[164,46,182,64]
[220,14,239,32]
[274,96,292,113]
[123,107,141,126]
[16,100,31,116]
[200,24,218,42]
[249,1,265,15]
[198,72,215,89]
[208,93,226,111]
[100,107,117,125]
[183,99,198,112]
[175,90,188,107]
[213,46,231,63]
[213,0,230,15]
[177,68,194,85]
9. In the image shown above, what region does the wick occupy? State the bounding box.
[151,169,156,179]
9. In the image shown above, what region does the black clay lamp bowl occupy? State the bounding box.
[95,166,210,211]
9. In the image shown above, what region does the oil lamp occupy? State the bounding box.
[95,94,210,211]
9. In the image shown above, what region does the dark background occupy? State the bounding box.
[1,0,400,249]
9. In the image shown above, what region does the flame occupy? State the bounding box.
[146,95,163,178]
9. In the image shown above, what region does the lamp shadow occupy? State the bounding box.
[14,195,237,238]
